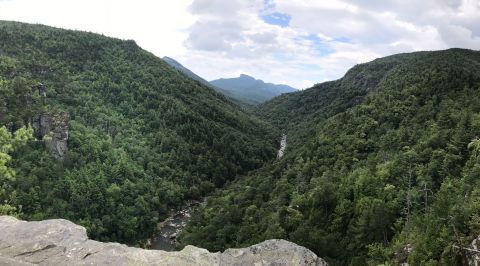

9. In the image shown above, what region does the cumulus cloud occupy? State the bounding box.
[0,0,195,60]
[179,0,479,88]
[0,0,479,89]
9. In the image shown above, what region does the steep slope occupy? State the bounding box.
[210,74,296,105]
[162,56,211,87]
[162,56,247,107]
[0,21,277,245]
[179,49,480,265]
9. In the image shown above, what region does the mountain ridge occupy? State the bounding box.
[0,20,277,246]
[179,48,480,265]
[162,56,297,106]
[210,74,296,105]
[162,56,211,87]
[3,19,480,266]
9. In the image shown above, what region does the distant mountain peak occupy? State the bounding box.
[210,75,296,105]
[162,58,296,106]
[239,74,255,79]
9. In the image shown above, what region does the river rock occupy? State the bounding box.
[0,216,327,266]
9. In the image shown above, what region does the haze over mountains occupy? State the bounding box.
[163,56,296,105]
[210,74,296,105]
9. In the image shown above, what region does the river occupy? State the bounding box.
[277,133,287,159]
[151,134,287,250]
[150,201,200,251]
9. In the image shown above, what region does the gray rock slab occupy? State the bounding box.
[0,216,327,265]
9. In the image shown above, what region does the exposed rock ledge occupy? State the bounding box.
[0,216,327,266]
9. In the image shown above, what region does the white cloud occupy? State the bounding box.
[0,0,195,57]
[0,0,479,89]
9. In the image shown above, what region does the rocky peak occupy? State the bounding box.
[0,216,328,266]
[239,73,256,80]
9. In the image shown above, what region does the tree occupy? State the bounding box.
[0,125,33,215]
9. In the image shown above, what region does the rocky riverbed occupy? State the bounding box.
[150,200,201,251]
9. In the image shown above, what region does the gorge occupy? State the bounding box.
[1,20,480,266]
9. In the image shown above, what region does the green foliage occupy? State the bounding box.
[0,21,276,244]
[180,49,480,265]
[0,125,33,216]
[4,20,480,265]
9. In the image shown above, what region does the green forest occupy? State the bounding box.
[179,49,480,265]
[2,21,480,265]
[0,21,276,244]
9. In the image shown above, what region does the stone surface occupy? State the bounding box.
[0,216,327,266]
[31,112,69,160]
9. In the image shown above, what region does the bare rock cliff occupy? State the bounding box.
[31,112,69,160]
[0,216,327,266]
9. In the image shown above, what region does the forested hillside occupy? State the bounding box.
[162,56,244,106]
[3,20,480,266]
[0,21,277,244]
[179,49,480,265]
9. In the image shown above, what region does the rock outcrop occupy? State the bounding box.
[31,112,69,160]
[0,216,327,266]
[29,83,69,161]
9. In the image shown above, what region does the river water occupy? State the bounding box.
[150,201,200,251]
[277,133,287,159]
[151,134,287,250]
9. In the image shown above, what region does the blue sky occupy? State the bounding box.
[261,12,291,28]
[1,0,479,89]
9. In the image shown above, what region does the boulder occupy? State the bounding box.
[0,216,327,266]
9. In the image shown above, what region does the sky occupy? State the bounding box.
[0,0,479,89]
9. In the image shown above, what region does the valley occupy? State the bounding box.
[150,200,202,251]
[1,20,480,266]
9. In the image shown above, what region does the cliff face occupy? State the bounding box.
[30,83,70,161]
[31,112,69,161]
[0,216,327,266]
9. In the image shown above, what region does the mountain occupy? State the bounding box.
[162,56,210,87]
[162,56,247,106]
[179,49,480,265]
[161,57,296,106]
[0,21,277,245]
[4,19,480,266]
[210,74,297,105]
